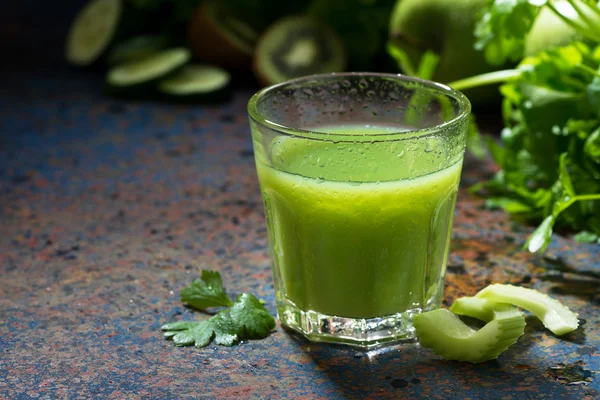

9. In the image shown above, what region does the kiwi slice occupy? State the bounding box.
[65,0,122,67]
[187,1,258,70]
[253,16,347,86]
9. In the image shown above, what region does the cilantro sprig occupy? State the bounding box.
[475,0,600,66]
[180,270,234,309]
[161,270,275,348]
[449,40,600,253]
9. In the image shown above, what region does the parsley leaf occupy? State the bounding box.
[162,320,215,347]
[181,270,233,309]
[474,0,540,65]
[209,312,240,346]
[230,293,276,339]
[574,230,600,243]
[161,311,240,347]
[587,76,600,118]
[162,270,276,348]
[474,0,600,66]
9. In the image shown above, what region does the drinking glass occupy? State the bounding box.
[247,73,470,348]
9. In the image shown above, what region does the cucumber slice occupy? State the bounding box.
[475,284,579,336]
[107,35,171,66]
[66,0,122,66]
[158,65,231,102]
[106,48,191,93]
[414,300,525,363]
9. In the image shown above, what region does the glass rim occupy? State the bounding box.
[247,72,471,141]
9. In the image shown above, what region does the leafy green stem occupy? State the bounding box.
[575,63,600,78]
[448,69,522,91]
[565,0,600,35]
[546,2,600,42]
[416,51,440,81]
[581,0,600,19]
[574,193,600,202]
[386,41,416,76]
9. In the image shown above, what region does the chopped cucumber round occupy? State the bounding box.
[475,284,579,336]
[158,65,231,101]
[107,35,171,66]
[414,298,525,363]
[66,0,122,66]
[106,48,191,93]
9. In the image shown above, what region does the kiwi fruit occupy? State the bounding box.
[187,1,259,71]
[253,16,347,86]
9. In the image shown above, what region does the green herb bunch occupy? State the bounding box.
[162,270,276,348]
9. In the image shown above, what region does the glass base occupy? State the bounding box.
[277,297,421,349]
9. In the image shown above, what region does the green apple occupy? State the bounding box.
[390,0,494,84]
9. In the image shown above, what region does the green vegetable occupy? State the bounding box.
[525,1,598,56]
[106,47,191,94]
[162,270,276,348]
[181,269,234,309]
[229,293,276,339]
[415,284,578,363]
[475,0,600,66]
[158,64,231,102]
[476,284,579,335]
[454,41,600,252]
[162,312,238,347]
[474,0,541,66]
[574,230,600,242]
[414,297,525,363]
[388,0,504,105]
[66,0,123,66]
[107,35,171,65]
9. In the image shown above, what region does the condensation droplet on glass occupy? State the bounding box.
[342,80,351,88]
[358,79,368,89]
[424,139,438,153]
[367,90,375,97]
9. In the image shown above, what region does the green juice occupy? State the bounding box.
[256,125,462,319]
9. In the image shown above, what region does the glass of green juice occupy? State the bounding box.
[247,73,470,348]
